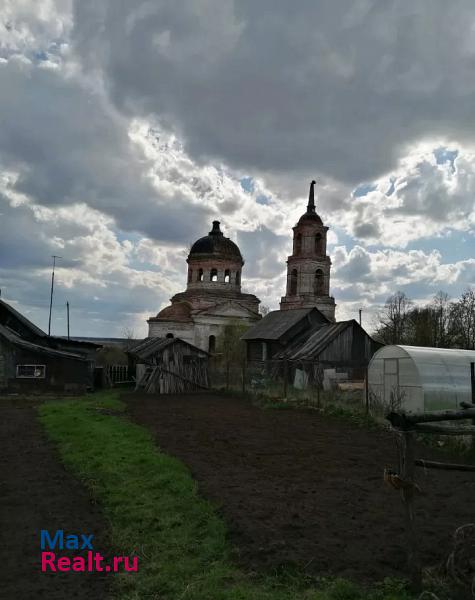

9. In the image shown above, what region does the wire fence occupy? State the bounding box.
[208,358,369,414]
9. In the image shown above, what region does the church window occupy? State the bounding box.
[188,268,193,283]
[210,268,218,282]
[290,269,298,295]
[314,269,324,295]
[224,269,230,283]
[197,269,203,282]
[315,233,323,255]
[208,335,216,353]
[236,270,241,285]
[295,233,302,255]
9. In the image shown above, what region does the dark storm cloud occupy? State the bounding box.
[0,58,212,245]
[72,0,475,185]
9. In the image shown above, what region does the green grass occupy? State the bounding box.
[39,391,412,600]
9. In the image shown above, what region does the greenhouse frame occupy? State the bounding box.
[368,345,475,414]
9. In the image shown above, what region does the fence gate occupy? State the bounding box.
[106,364,129,384]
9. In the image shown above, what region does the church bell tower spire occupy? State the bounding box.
[307,179,316,214]
[279,181,336,321]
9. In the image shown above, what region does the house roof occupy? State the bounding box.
[127,337,208,361]
[241,308,324,341]
[275,321,354,360]
[0,298,47,339]
[0,324,87,361]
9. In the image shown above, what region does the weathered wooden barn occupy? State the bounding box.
[0,324,94,393]
[242,309,382,388]
[242,307,329,362]
[128,337,209,394]
[0,299,100,393]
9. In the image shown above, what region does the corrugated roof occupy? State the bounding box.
[0,324,87,360]
[0,298,47,338]
[127,337,208,360]
[276,321,353,360]
[241,308,317,341]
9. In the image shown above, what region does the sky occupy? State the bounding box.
[0,0,474,338]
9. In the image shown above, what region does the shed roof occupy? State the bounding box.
[241,308,322,341]
[0,298,47,339]
[127,337,208,361]
[276,321,354,360]
[0,324,87,360]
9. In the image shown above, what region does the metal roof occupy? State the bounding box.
[275,321,354,360]
[0,298,47,339]
[0,324,87,360]
[127,337,208,361]
[241,308,321,341]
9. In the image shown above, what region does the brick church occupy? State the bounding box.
[280,180,336,321]
[147,221,261,352]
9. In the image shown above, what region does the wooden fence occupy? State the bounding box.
[384,361,475,593]
[105,364,130,384]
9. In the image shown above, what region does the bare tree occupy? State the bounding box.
[449,289,475,350]
[259,305,270,317]
[431,291,451,347]
[375,291,413,344]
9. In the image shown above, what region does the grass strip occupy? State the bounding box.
[39,391,411,600]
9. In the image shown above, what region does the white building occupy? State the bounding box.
[147,221,261,352]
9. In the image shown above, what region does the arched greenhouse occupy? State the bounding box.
[368,345,475,414]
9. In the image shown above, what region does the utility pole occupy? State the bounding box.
[48,255,62,336]
[66,301,70,340]
[359,308,362,326]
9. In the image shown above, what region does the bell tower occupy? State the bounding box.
[280,181,336,321]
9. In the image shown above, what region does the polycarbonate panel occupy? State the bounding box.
[368,345,475,414]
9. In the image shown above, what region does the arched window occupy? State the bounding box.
[210,268,218,282]
[224,269,230,283]
[208,335,216,353]
[295,233,302,255]
[236,271,241,285]
[315,233,323,255]
[166,333,174,339]
[187,268,193,283]
[290,269,298,295]
[197,268,203,282]
[314,269,324,295]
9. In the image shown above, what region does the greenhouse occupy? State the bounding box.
[368,345,475,414]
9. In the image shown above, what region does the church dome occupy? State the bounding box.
[189,221,243,263]
[297,211,323,226]
[156,301,192,322]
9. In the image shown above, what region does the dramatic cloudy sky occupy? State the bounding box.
[1,1,474,337]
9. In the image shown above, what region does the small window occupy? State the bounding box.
[166,333,174,339]
[295,233,302,255]
[314,269,324,295]
[210,268,218,282]
[290,269,298,295]
[16,365,46,379]
[315,233,323,255]
[197,269,203,282]
[208,335,216,353]
[224,269,230,283]
[183,355,192,365]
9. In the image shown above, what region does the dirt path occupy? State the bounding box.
[126,392,475,582]
[0,399,110,599]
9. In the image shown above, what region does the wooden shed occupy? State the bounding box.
[0,324,94,394]
[128,337,209,394]
[0,298,100,394]
[242,307,329,362]
[275,319,383,386]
